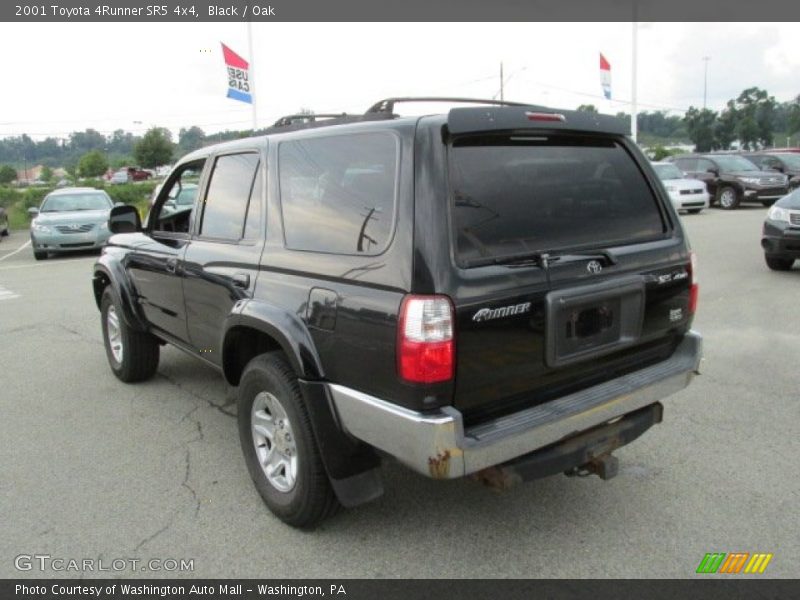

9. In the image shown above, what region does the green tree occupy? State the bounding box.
[684,107,718,152]
[177,126,205,155]
[732,87,776,149]
[78,150,109,178]
[39,165,53,183]
[714,101,738,150]
[134,127,174,168]
[576,104,599,113]
[788,95,800,137]
[69,129,106,154]
[0,164,17,184]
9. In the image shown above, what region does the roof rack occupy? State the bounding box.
[271,113,350,128]
[366,97,530,115]
[266,96,548,135]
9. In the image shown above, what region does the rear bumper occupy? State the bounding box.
[328,331,703,479]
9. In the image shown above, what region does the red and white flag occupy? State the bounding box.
[599,53,612,100]
[222,43,252,104]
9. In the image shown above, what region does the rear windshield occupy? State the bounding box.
[449,135,667,265]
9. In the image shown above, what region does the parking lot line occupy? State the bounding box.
[0,240,31,262]
[0,285,20,300]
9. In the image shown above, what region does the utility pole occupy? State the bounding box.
[702,56,711,109]
[500,62,504,102]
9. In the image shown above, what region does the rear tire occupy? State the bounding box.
[100,287,160,382]
[765,255,794,271]
[238,352,338,528]
[716,186,740,210]
[33,250,47,260]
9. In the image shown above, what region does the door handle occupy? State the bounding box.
[232,272,250,289]
[166,258,178,274]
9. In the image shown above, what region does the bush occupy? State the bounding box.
[103,181,158,205]
[0,186,17,209]
[78,150,109,178]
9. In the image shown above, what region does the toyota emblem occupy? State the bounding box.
[586,260,603,274]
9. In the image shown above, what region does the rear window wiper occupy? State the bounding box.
[463,251,553,268]
[550,249,618,265]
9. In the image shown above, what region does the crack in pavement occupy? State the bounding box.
[157,371,236,418]
[133,520,174,552]
[182,449,201,518]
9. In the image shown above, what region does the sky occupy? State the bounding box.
[0,22,798,141]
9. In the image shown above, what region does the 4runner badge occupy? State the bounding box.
[586,260,603,274]
[473,302,531,322]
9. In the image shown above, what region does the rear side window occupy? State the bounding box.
[449,135,666,266]
[278,133,398,255]
[673,158,697,172]
[696,158,716,173]
[199,153,259,240]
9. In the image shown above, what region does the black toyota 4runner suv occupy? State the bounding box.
[93,98,702,528]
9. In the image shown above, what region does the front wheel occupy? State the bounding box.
[765,255,794,271]
[33,250,47,260]
[716,186,740,210]
[237,352,338,528]
[100,287,160,382]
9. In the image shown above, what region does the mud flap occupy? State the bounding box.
[298,379,384,507]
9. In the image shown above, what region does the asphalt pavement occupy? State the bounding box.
[1,207,798,578]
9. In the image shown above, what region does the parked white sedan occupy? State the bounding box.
[652,161,709,214]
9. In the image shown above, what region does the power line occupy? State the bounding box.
[0,119,256,139]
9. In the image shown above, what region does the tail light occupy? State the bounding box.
[688,251,699,315]
[397,295,454,384]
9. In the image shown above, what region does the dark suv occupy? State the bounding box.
[92,98,702,528]
[742,152,800,190]
[669,153,789,209]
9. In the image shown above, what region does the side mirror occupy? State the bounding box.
[28,207,39,217]
[706,168,719,176]
[108,204,142,234]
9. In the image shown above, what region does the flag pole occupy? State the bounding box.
[247,21,257,131]
[631,20,638,143]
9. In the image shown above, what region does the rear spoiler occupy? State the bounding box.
[446,105,631,137]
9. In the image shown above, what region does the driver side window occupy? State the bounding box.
[150,160,206,234]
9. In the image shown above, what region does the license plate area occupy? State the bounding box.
[545,276,645,368]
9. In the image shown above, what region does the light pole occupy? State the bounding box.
[495,63,527,102]
[702,56,711,109]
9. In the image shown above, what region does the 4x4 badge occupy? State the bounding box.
[586,260,603,274]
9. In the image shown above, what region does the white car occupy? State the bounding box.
[652,161,709,214]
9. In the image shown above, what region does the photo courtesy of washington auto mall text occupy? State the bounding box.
[2,0,800,598]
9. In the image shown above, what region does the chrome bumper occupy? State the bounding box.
[328,331,703,479]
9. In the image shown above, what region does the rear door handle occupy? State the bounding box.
[232,272,250,289]
[166,258,178,274]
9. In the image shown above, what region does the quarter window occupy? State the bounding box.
[199,153,259,240]
[278,133,398,255]
[673,158,697,172]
